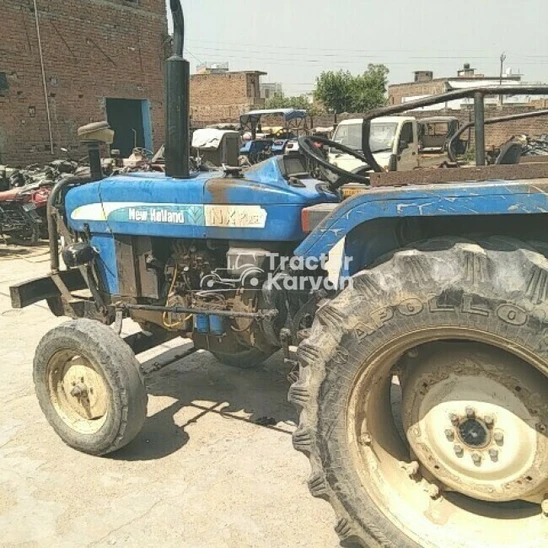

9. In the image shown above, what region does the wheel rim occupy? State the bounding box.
[403,346,547,504]
[47,350,109,434]
[347,329,548,548]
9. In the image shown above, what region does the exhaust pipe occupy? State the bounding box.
[165,0,190,178]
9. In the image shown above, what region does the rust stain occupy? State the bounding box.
[205,177,265,204]
[205,178,230,204]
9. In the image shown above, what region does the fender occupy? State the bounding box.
[296,179,548,275]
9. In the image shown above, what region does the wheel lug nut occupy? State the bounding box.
[466,407,475,419]
[70,382,88,398]
[472,452,482,466]
[484,415,494,427]
[359,433,372,446]
[400,461,420,479]
[494,431,504,444]
[489,448,499,461]
[449,413,459,425]
[427,484,441,500]
[454,444,464,457]
[445,429,455,441]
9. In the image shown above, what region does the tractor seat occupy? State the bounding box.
[77,121,114,144]
[0,188,21,201]
[495,140,523,165]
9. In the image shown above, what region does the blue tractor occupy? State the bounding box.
[10,2,548,546]
[239,107,308,163]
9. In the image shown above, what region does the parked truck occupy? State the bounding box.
[9,2,548,547]
[329,115,464,175]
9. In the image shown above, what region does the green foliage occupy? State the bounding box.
[314,70,354,115]
[265,92,310,110]
[265,92,323,117]
[351,64,390,112]
[314,64,389,114]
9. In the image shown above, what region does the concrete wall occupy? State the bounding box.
[0,0,167,166]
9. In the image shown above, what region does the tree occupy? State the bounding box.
[351,64,390,112]
[265,92,311,111]
[314,70,355,117]
[314,64,389,117]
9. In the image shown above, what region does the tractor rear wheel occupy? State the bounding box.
[34,319,147,455]
[290,237,548,547]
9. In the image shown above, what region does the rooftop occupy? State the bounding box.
[390,63,522,88]
[192,70,267,77]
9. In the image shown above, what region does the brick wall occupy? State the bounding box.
[0,0,167,166]
[485,107,548,147]
[190,71,265,124]
[413,106,548,148]
[388,80,448,105]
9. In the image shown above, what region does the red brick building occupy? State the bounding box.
[190,70,266,126]
[0,0,168,166]
[388,64,533,107]
[383,65,548,147]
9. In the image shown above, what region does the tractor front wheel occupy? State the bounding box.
[291,237,548,547]
[34,319,148,455]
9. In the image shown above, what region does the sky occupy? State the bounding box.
[167,0,548,96]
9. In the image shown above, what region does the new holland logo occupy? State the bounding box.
[71,203,268,229]
[127,207,188,224]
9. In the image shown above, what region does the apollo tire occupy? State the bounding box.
[290,236,548,547]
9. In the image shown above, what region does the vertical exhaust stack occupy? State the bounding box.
[165,0,190,178]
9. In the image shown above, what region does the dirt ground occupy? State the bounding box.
[0,245,338,547]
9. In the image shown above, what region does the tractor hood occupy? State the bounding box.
[65,157,338,242]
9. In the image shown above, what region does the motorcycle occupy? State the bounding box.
[0,158,78,245]
[0,184,45,245]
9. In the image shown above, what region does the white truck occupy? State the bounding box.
[329,115,460,174]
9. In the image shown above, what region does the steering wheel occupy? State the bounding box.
[298,135,370,188]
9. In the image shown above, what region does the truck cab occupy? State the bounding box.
[329,116,419,173]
